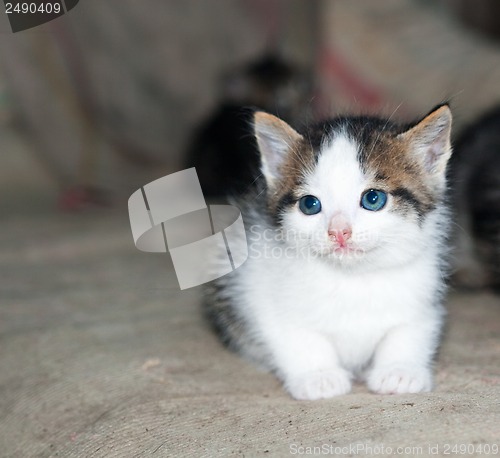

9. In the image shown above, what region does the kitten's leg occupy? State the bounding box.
[366,324,439,394]
[267,328,352,400]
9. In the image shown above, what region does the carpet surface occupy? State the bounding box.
[1,209,499,457]
[2,1,500,456]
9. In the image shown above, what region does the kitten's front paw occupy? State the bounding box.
[367,365,432,394]
[285,369,352,400]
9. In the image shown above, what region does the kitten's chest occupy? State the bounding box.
[296,271,416,368]
[280,262,424,333]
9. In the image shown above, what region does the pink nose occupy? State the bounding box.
[328,227,352,247]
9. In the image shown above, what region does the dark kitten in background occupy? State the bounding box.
[450,106,500,291]
[185,54,312,198]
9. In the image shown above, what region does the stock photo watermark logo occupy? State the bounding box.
[3,0,80,33]
[246,226,375,262]
[128,168,248,290]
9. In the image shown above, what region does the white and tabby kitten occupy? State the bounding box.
[205,105,453,400]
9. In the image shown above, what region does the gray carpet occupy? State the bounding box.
[1,208,499,457]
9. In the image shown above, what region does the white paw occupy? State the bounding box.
[367,365,432,394]
[285,369,352,400]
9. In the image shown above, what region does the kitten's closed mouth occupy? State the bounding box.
[326,244,366,259]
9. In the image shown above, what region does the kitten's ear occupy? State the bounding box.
[254,112,303,188]
[398,105,452,179]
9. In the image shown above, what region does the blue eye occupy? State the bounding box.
[360,189,387,211]
[299,195,322,215]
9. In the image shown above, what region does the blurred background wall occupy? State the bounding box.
[1,0,500,210]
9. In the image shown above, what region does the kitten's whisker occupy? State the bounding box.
[387,102,404,123]
[364,102,405,165]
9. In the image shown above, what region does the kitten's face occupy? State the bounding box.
[254,106,452,269]
[280,132,428,267]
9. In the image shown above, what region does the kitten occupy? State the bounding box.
[204,105,453,400]
[186,54,312,197]
[449,106,500,291]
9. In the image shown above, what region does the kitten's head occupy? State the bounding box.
[253,105,452,268]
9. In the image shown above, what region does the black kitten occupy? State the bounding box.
[450,106,500,291]
[185,54,312,198]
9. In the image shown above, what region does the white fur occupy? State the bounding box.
[225,133,447,400]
